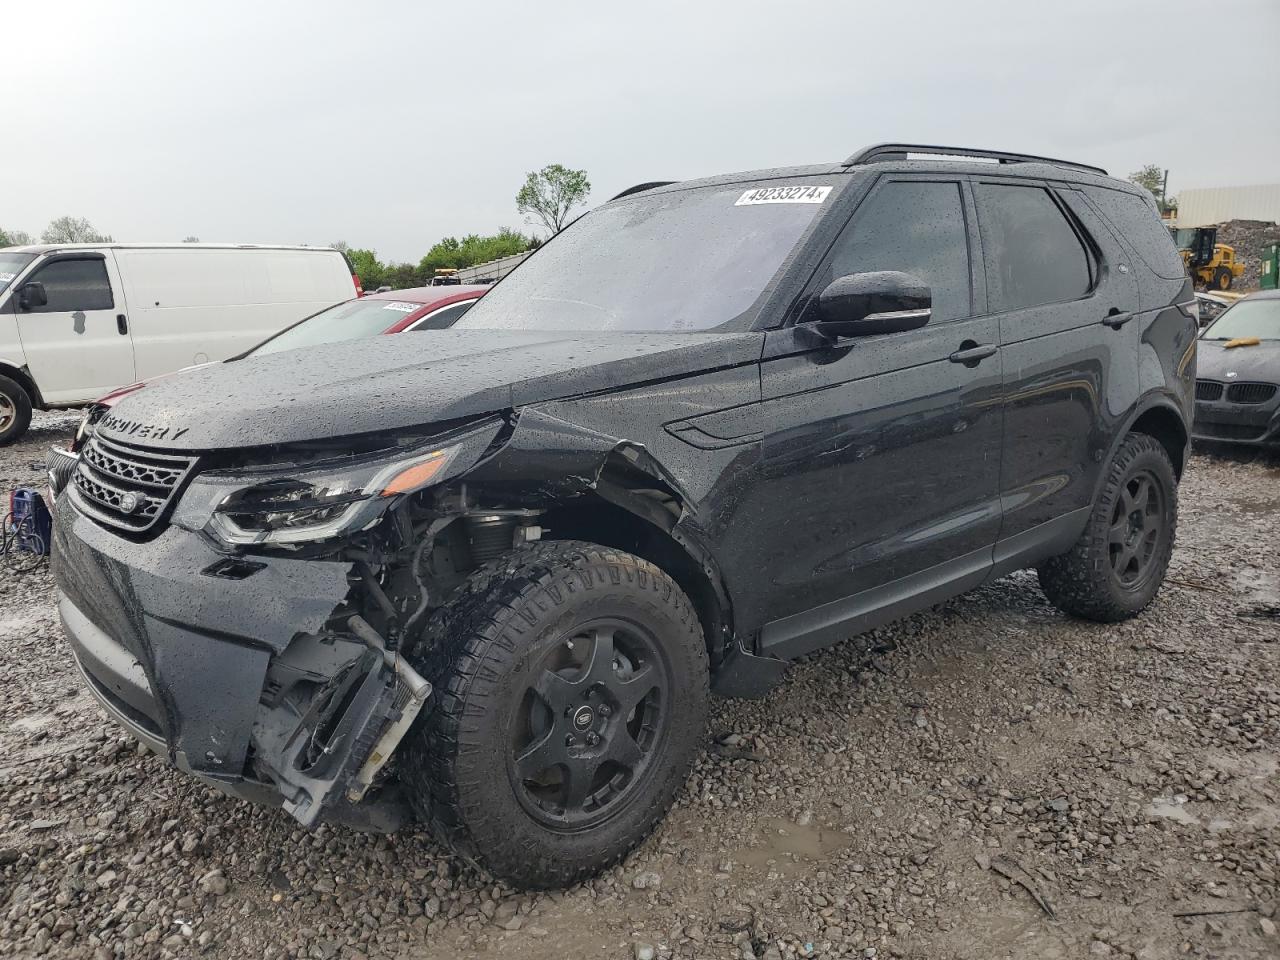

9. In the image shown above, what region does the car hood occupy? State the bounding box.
[1197,339,1280,382]
[96,330,764,451]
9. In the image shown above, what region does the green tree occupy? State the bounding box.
[380,262,423,289]
[42,216,111,243]
[516,164,591,236]
[1128,164,1173,213]
[419,228,533,273]
[346,248,385,288]
[420,236,463,272]
[1,227,35,246]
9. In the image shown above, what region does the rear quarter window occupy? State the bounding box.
[1084,187,1186,281]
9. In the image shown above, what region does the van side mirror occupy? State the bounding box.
[17,281,48,311]
[815,271,931,337]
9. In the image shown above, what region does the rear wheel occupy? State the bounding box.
[1214,266,1232,291]
[402,540,708,888]
[1038,432,1177,622]
[0,375,33,446]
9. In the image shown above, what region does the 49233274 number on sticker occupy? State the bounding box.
[735,185,831,206]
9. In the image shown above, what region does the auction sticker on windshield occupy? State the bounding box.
[735,185,831,206]
[382,302,417,313]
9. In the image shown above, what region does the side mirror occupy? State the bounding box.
[815,271,930,337]
[17,281,48,311]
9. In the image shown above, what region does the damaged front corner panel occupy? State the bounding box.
[462,407,626,500]
[464,408,695,522]
[248,622,431,830]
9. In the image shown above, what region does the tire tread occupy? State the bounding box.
[1038,432,1178,623]
[402,539,707,888]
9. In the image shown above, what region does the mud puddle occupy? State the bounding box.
[737,816,853,876]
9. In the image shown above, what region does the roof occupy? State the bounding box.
[1242,289,1280,301]
[2,242,346,255]
[364,285,489,305]
[842,143,1107,176]
[608,147,1132,204]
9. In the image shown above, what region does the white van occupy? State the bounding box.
[0,243,359,444]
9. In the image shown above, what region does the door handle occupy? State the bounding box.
[1102,310,1133,330]
[116,314,128,335]
[948,342,997,366]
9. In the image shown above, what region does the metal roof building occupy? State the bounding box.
[1174,183,1280,228]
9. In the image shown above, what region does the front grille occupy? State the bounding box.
[1195,420,1267,441]
[1195,380,1224,401]
[70,436,197,533]
[1226,382,1277,404]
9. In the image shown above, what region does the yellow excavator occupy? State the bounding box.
[1170,227,1245,291]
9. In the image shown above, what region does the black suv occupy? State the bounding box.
[50,144,1196,888]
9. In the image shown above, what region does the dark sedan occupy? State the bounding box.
[1193,290,1280,447]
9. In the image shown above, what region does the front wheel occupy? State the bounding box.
[0,375,33,446]
[402,540,708,888]
[1214,266,1233,291]
[1038,432,1178,622]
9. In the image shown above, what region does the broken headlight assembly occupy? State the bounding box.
[207,444,459,546]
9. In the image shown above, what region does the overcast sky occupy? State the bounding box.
[8,0,1278,262]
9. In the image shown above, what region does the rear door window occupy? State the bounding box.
[26,258,114,313]
[975,184,1092,312]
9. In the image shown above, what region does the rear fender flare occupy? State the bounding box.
[1093,392,1189,503]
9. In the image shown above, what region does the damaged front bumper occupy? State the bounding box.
[52,503,428,832]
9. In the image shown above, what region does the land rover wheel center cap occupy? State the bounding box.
[572,706,595,730]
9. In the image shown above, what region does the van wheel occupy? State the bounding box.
[0,375,33,446]
[1213,267,1232,291]
[402,540,708,888]
[1038,432,1177,623]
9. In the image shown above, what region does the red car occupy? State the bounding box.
[66,285,486,452]
[251,284,488,353]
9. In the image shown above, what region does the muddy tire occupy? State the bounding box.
[0,375,33,447]
[1038,432,1177,623]
[402,540,708,888]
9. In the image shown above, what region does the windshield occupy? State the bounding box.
[0,252,35,293]
[1202,299,1280,341]
[455,180,835,332]
[249,297,425,356]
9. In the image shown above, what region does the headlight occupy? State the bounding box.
[207,444,458,546]
[73,404,106,451]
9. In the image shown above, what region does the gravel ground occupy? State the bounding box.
[1,411,1276,960]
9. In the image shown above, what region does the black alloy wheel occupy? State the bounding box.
[511,618,667,830]
[1107,470,1167,591]
[1038,432,1178,623]
[403,540,708,888]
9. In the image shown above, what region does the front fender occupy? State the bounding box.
[461,405,737,662]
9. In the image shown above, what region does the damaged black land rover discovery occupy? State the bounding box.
[50,144,1197,888]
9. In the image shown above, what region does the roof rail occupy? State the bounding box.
[609,181,677,201]
[843,143,1107,176]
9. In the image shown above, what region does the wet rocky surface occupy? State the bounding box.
[1,412,1276,959]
